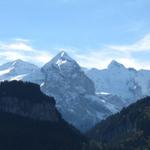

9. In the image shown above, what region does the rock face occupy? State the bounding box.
[96,92,127,111]
[0,59,38,81]
[85,60,150,106]
[24,51,113,131]
[41,51,95,96]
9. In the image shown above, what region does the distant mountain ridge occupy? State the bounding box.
[24,51,114,131]
[0,52,150,131]
[0,59,38,81]
[85,60,150,105]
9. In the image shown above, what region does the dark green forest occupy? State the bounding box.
[87,96,150,150]
[0,81,86,150]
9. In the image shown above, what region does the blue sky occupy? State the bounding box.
[0,0,150,69]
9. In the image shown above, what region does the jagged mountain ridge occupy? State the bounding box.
[0,59,39,81]
[85,60,150,105]
[96,92,127,111]
[24,51,114,131]
[0,52,150,131]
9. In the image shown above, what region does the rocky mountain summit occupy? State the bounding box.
[24,51,113,131]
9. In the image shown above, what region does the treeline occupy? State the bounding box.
[0,80,55,104]
[1,81,150,149]
[86,96,150,150]
[0,81,87,150]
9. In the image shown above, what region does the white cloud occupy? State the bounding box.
[4,42,34,51]
[31,52,53,65]
[59,34,150,70]
[108,34,150,52]
[73,50,135,69]
[0,35,150,70]
[0,39,53,66]
[72,50,149,70]
[14,38,31,43]
[0,39,35,52]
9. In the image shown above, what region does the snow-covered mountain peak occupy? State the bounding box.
[11,59,29,66]
[108,60,125,70]
[10,59,30,68]
[51,51,74,65]
[0,59,38,70]
[43,51,79,72]
[0,60,39,81]
[13,59,23,63]
[59,51,69,58]
[0,55,125,131]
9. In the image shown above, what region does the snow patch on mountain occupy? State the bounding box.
[0,68,13,76]
[10,74,28,81]
[0,59,39,81]
[85,60,150,106]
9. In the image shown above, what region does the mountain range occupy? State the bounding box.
[24,51,114,131]
[0,59,38,81]
[0,51,150,131]
[85,60,150,104]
